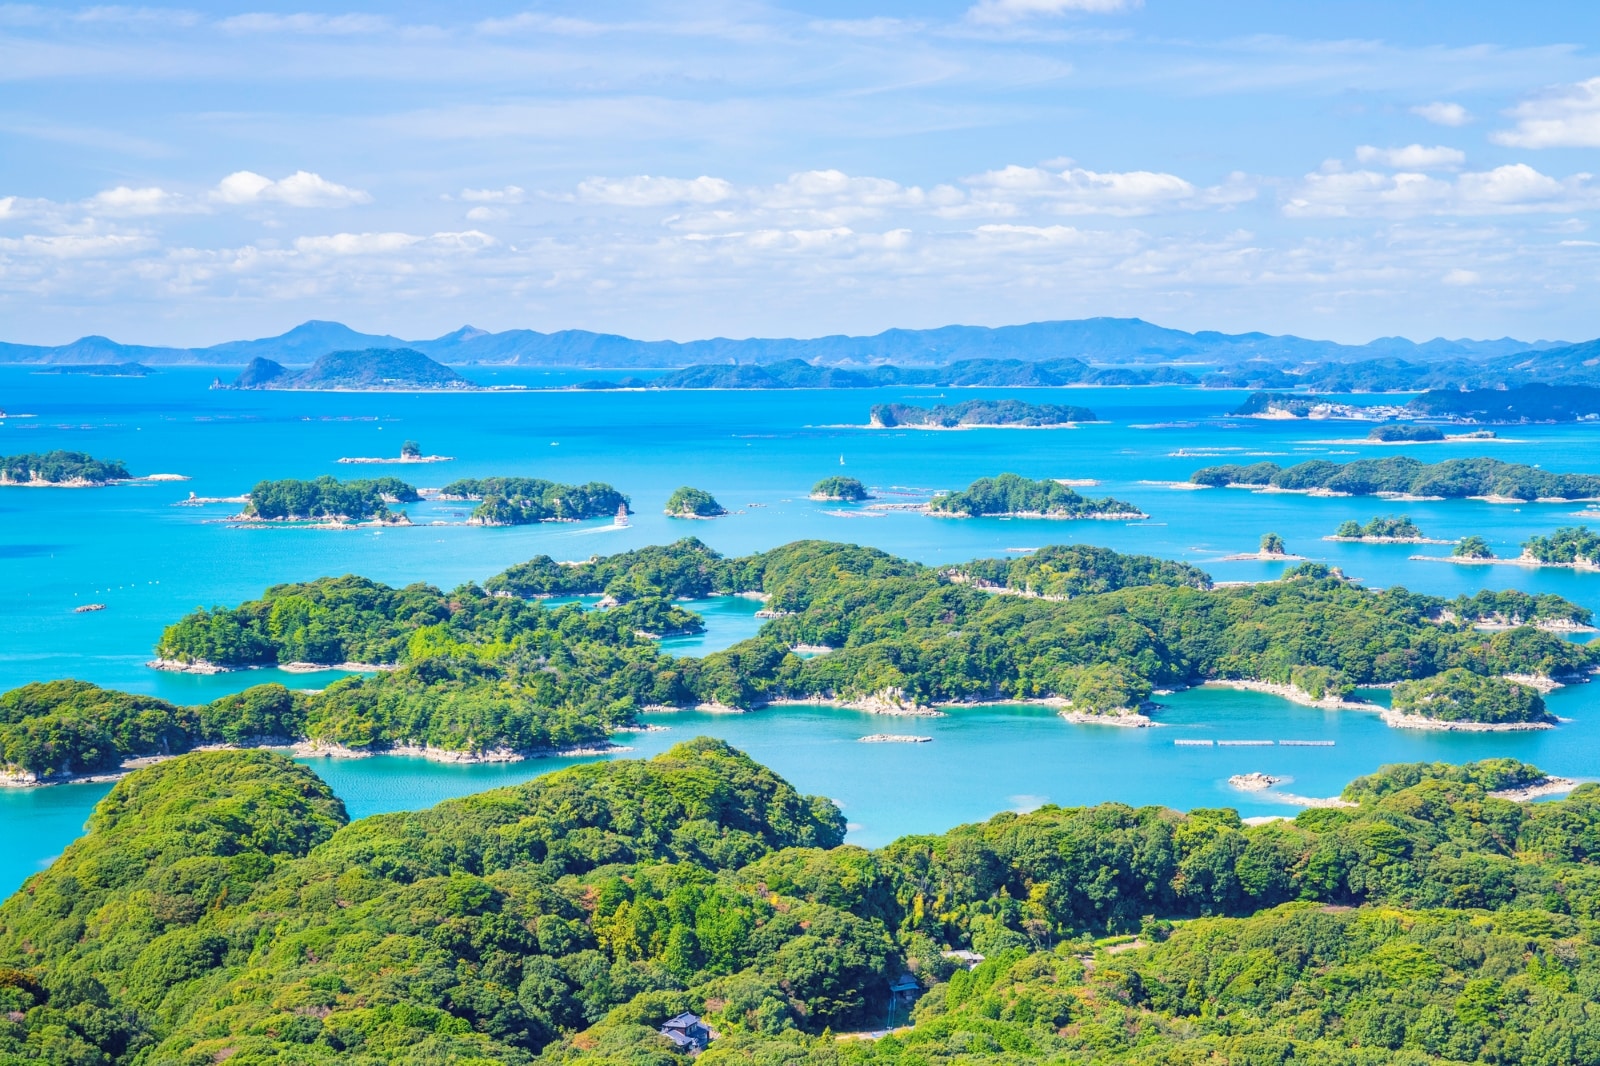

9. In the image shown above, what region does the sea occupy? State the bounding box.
[2,365,1598,893]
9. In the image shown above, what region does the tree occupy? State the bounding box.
[1260,532,1286,555]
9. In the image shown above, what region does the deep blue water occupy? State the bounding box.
[2,367,1598,891]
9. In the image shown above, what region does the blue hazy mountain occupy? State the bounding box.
[0,316,1572,369]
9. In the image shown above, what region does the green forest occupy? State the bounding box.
[2,745,1599,1065]
[811,477,871,501]
[0,539,1570,776]
[0,450,130,485]
[246,476,420,522]
[664,487,726,518]
[927,474,1144,518]
[439,478,630,525]
[1334,515,1428,540]
[868,400,1097,428]
[1191,457,1600,501]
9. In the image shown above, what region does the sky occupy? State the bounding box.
[4,1,1600,346]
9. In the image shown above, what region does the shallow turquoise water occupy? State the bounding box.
[2,367,1598,892]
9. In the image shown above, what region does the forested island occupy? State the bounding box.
[928,474,1145,519]
[1388,669,1555,728]
[243,476,419,524]
[31,361,151,377]
[0,450,131,486]
[111,537,1597,765]
[573,357,1197,390]
[1409,383,1600,423]
[1368,424,1444,442]
[810,475,870,501]
[1425,526,1600,572]
[221,348,478,391]
[664,486,727,518]
[437,477,629,525]
[1328,515,1444,543]
[1191,456,1600,501]
[1,745,1598,1064]
[869,399,1097,428]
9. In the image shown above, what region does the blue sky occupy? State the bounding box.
[4,1,1600,346]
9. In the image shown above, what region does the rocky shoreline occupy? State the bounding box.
[1202,678,1378,712]
[147,657,396,675]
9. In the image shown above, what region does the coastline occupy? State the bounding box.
[1216,551,1306,562]
[147,657,396,674]
[1409,552,1600,571]
[1201,679,1379,712]
[1380,709,1555,732]
[1325,535,1452,545]
[1489,776,1582,801]
[926,509,1149,521]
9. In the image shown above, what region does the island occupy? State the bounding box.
[665,485,728,518]
[574,357,1198,390]
[1427,527,1600,570]
[1220,531,1306,561]
[218,347,478,391]
[1453,535,1496,559]
[337,439,454,464]
[927,473,1146,519]
[1367,424,1443,442]
[1386,668,1556,730]
[1,739,1598,1066]
[1229,392,1396,420]
[1407,383,1600,423]
[1190,456,1600,501]
[1328,515,1445,543]
[437,477,629,525]
[810,475,871,501]
[241,475,419,524]
[869,399,1097,428]
[32,361,152,377]
[0,450,131,486]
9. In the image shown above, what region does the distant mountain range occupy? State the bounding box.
[0,317,1571,370]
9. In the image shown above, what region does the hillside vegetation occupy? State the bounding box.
[2,747,1599,1064]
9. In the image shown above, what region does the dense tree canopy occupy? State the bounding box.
[1191,457,1600,501]
[664,487,726,518]
[440,478,630,525]
[0,451,130,485]
[3,748,1600,1065]
[246,476,419,522]
[927,474,1143,518]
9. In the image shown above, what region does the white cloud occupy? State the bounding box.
[964,164,1253,216]
[465,206,506,222]
[1354,144,1465,170]
[1412,102,1472,127]
[87,185,187,216]
[211,170,371,208]
[575,175,736,207]
[1493,77,1600,148]
[0,233,157,258]
[461,186,524,203]
[291,230,493,255]
[1442,269,1480,285]
[968,0,1140,24]
[215,13,390,35]
[1284,163,1597,218]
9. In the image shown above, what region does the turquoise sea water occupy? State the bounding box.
[3,366,1599,891]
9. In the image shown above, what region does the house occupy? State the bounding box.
[659,1012,712,1053]
[941,949,985,970]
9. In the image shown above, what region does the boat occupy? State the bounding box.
[73,603,107,613]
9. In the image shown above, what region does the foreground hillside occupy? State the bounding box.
[0,745,1597,1064]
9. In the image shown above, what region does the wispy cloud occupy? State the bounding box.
[1285,163,1599,218]
[968,0,1141,26]
[1353,145,1465,170]
[1493,77,1600,148]
[1412,101,1472,126]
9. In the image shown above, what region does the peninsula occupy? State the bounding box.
[927,473,1146,519]
[4,743,1599,1064]
[1408,383,1600,423]
[869,399,1097,428]
[437,477,629,525]
[0,450,131,486]
[219,347,478,391]
[1386,669,1557,730]
[31,361,151,377]
[1190,456,1600,502]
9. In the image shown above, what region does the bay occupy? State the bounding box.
[2,366,1597,893]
